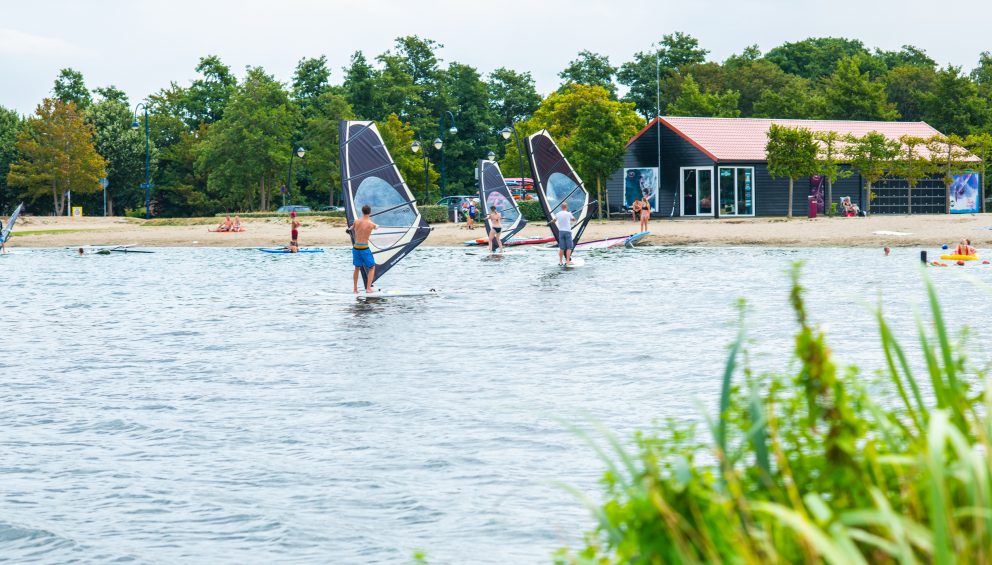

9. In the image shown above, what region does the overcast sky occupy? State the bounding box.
[1,0,988,115]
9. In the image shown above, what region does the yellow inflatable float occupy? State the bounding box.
[940,254,979,261]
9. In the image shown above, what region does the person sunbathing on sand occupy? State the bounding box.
[842,197,860,217]
[216,215,232,231]
[232,215,242,232]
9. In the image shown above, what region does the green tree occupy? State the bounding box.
[813,130,852,212]
[7,99,106,215]
[845,131,900,213]
[884,65,937,122]
[822,57,899,121]
[88,92,156,214]
[721,58,793,116]
[765,124,818,217]
[292,56,331,117]
[487,67,541,125]
[921,66,990,136]
[378,113,438,203]
[927,134,974,211]
[342,51,379,120]
[765,37,869,79]
[0,106,21,213]
[185,55,237,127]
[873,45,936,70]
[892,135,931,213]
[528,84,642,214]
[387,36,446,135]
[53,68,91,110]
[666,75,740,118]
[198,67,298,211]
[558,50,617,98]
[438,62,494,193]
[617,32,709,120]
[373,52,422,126]
[299,92,353,207]
[752,77,825,119]
[970,51,992,96]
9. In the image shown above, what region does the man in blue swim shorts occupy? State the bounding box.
[350,204,378,293]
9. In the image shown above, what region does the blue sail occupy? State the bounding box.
[1,202,24,244]
[339,121,431,287]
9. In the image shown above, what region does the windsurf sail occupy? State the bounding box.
[524,130,596,245]
[340,120,431,287]
[478,160,527,246]
[1,202,24,245]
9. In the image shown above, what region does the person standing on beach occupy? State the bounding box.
[290,211,301,248]
[639,195,651,232]
[631,198,642,223]
[553,201,575,266]
[349,204,378,293]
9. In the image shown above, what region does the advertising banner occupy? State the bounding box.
[624,167,659,210]
[950,172,981,214]
[810,175,825,214]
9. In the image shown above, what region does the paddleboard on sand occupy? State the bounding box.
[258,247,324,254]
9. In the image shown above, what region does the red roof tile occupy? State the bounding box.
[626,116,976,162]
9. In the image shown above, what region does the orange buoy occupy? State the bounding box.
[957,260,966,266]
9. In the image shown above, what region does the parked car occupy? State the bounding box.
[319,205,344,212]
[436,195,476,210]
[275,205,311,213]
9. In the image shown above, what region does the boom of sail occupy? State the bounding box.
[339,120,431,287]
[1,202,24,245]
[477,159,527,245]
[524,130,595,244]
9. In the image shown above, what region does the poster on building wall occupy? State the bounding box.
[949,173,981,214]
[810,176,825,213]
[624,167,659,210]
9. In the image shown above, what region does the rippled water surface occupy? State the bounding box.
[2,245,991,563]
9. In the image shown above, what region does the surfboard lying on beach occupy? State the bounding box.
[463,236,555,247]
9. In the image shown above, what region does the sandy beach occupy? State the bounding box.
[5,213,992,248]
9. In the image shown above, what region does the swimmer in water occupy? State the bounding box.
[884,247,890,256]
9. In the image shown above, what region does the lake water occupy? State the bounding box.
[2,245,990,563]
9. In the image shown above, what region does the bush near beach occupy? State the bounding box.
[558,265,992,564]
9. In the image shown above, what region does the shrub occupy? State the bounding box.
[420,205,448,224]
[519,199,546,222]
[216,211,346,218]
[559,265,992,564]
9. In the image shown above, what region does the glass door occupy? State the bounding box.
[681,167,714,216]
[717,167,755,216]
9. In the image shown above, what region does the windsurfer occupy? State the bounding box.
[487,205,503,255]
[350,204,378,293]
[554,201,575,266]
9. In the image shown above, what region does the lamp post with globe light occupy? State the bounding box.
[499,124,529,195]
[411,137,441,206]
[438,111,457,199]
[131,103,152,219]
[284,146,305,208]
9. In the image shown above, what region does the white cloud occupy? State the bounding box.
[0,28,80,57]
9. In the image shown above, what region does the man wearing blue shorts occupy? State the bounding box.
[350,204,377,293]
[553,200,575,266]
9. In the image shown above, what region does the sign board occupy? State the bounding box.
[71,206,83,217]
[99,177,109,188]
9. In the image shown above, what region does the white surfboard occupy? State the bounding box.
[357,289,440,300]
[465,250,526,256]
[555,257,586,268]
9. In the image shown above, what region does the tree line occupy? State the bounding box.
[1,34,990,216]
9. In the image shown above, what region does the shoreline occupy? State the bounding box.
[4,213,992,249]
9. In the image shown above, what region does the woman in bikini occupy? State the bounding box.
[639,195,651,232]
[487,205,504,255]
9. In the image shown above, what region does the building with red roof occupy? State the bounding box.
[606,116,982,217]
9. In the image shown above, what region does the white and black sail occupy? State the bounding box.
[477,160,526,245]
[339,121,431,287]
[1,202,24,245]
[524,130,595,244]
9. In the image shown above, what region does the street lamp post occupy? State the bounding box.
[438,111,457,199]
[285,146,305,208]
[499,123,529,193]
[131,103,152,220]
[411,138,439,206]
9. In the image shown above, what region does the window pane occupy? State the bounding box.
[738,168,753,215]
[719,168,735,215]
[698,170,712,215]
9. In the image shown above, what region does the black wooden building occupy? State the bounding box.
[605,116,977,217]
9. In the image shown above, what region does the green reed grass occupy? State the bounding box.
[558,263,992,564]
